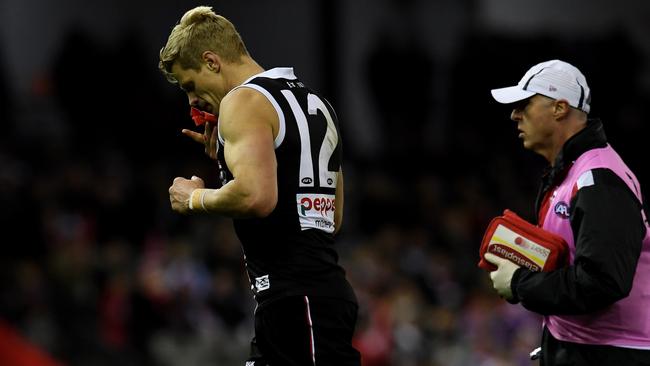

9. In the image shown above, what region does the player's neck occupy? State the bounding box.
[226,56,265,90]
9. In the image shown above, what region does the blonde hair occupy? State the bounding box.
[159,6,249,83]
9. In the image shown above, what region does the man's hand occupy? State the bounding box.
[169,176,205,214]
[484,253,520,300]
[182,121,219,160]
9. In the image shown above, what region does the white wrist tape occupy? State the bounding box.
[189,189,208,212]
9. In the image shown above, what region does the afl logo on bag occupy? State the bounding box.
[554,201,570,219]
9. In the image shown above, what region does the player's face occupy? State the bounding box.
[510,95,556,155]
[171,62,224,116]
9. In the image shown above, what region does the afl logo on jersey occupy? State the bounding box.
[301,177,313,184]
[554,201,570,219]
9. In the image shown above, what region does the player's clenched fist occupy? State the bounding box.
[169,176,205,214]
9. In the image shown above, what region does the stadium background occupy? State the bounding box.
[1,0,649,365]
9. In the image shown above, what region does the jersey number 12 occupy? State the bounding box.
[281,90,338,189]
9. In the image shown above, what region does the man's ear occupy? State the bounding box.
[553,99,571,120]
[202,51,221,72]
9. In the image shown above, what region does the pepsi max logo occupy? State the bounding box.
[554,201,570,219]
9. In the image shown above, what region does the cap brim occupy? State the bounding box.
[490,86,535,105]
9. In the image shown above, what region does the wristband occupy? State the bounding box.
[189,189,208,212]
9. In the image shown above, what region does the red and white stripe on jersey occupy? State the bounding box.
[304,296,316,365]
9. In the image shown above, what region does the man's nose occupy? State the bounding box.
[510,109,522,122]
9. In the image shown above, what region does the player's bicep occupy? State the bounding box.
[220,90,278,214]
[223,124,276,182]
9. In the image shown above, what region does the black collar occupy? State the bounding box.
[543,119,608,186]
[535,119,608,218]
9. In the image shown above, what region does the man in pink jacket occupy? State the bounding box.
[486,59,650,365]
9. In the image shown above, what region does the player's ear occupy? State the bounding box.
[202,51,221,73]
[553,99,570,119]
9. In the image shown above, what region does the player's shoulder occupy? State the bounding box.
[219,85,279,137]
[221,85,276,121]
[223,85,267,107]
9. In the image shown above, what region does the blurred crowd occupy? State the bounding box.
[1,20,649,366]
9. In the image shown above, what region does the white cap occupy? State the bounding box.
[491,60,591,113]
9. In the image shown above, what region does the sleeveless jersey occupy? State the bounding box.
[216,68,356,307]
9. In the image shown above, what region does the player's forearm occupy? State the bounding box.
[191,180,276,218]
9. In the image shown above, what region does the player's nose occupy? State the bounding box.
[188,93,199,107]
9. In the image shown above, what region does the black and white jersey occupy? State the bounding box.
[216,68,356,307]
